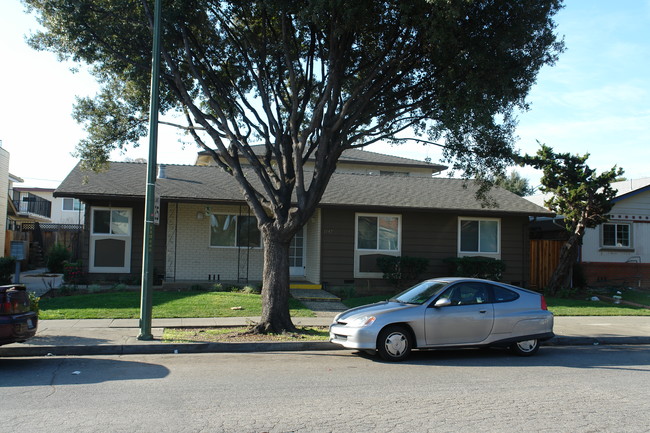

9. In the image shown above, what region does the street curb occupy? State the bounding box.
[0,341,342,357]
[2,337,650,357]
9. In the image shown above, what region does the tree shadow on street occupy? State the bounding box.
[0,357,170,387]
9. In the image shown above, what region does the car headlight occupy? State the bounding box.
[346,315,376,328]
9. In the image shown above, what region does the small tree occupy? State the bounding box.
[495,171,535,196]
[523,144,623,294]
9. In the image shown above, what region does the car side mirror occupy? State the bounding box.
[434,298,452,308]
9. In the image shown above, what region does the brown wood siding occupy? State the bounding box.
[320,208,356,284]
[529,239,563,290]
[499,216,531,287]
[80,199,167,283]
[401,212,458,277]
[320,208,532,294]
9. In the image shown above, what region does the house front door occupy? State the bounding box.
[289,227,305,277]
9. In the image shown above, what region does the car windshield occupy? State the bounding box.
[389,280,449,305]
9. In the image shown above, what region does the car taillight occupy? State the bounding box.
[540,295,548,311]
[1,301,12,314]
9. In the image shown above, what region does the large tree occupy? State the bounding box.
[524,144,623,294]
[24,0,564,332]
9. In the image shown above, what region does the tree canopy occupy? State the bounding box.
[524,144,623,292]
[24,0,564,332]
[495,171,535,196]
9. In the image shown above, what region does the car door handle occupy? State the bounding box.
[479,310,487,314]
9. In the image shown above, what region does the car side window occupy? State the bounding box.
[437,283,489,306]
[492,285,520,303]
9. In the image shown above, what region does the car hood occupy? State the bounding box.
[335,301,415,322]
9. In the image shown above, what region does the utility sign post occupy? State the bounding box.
[138,0,162,341]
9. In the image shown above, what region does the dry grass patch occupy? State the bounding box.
[163,326,330,343]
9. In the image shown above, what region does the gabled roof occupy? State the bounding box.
[527,177,650,209]
[198,146,447,172]
[56,161,552,216]
[611,177,650,203]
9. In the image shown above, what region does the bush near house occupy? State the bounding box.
[444,256,506,281]
[0,257,16,284]
[47,243,71,273]
[63,261,86,285]
[377,256,429,290]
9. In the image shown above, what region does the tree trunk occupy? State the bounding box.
[546,227,583,295]
[251,227,297,334]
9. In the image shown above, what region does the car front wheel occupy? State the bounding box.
[511,339,540,356]
[377,325,412,362]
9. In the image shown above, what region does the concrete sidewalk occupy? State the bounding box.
[1,315,649,357]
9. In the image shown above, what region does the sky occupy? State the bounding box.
[0,1,648,190]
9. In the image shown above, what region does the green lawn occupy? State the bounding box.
[546,297,650,316]
[36,288,650,320]
[39,290,314,320]
[342,294,650,316]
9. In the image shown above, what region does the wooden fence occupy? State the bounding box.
[529,239,563,290]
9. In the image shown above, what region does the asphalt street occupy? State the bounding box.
[2,345,650,432]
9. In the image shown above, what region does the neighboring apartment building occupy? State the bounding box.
[0,142,10,255]
[528,177,650,289]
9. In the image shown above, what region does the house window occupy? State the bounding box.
[62,198,83,211]
[602,222,631,248]
[354,213,401,278]
[89,207,132,273]
[356,214,400,251]
[209,214,261,248]
[459,217,500,255]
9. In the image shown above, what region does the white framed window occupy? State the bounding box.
[458,217,500,256]
[601,222,632,248]
[356,214,401,251]
[62,198,83,212]
[354,213,401,278]
[209,214,261,248]
[89,207,132,273]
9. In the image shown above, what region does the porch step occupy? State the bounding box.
[290,288,341,302]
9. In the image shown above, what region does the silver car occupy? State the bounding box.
[329,278,554,361]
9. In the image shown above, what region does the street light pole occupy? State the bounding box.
[138,0,162,340]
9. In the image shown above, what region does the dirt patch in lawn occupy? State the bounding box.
[163,326,329,343]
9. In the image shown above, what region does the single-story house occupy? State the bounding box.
[580,178,650,287]
[54,149,552,294]
[528,177,650,289]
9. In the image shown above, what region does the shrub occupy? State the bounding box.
[47,243,71,273]
[63,261,85,285]
[444,256,505,281]
[377,256,429,289]
[29,292,40,313]
[242,285,261,294]
[326,285,356,300]
[0,256,16,284]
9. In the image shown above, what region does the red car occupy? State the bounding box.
[0,284,38,346]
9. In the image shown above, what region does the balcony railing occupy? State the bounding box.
[12,192,52,219]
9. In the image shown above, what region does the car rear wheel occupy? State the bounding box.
[511,339,540,356]
[377,325,412,362]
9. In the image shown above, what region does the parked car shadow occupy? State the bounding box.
[0,357,170,387]
[351,345,650,371]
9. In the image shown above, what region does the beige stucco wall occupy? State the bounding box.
[0,147,9,254]
[305,208,321,284]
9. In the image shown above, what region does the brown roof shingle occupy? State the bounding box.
[55,161,552,216]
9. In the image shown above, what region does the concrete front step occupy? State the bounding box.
[290,288,341,302]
